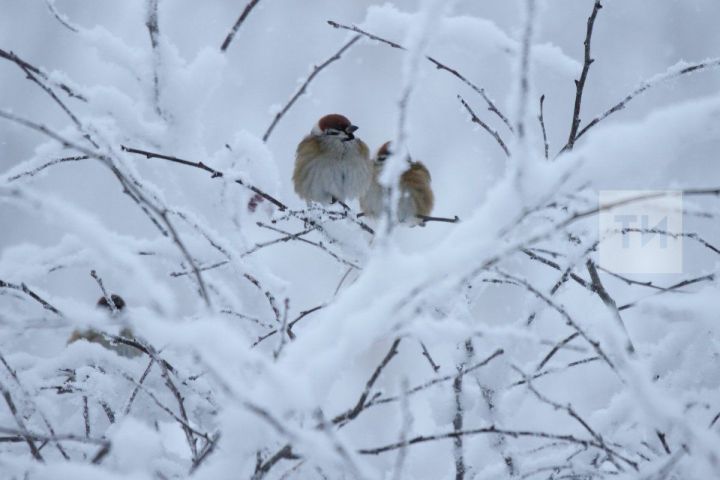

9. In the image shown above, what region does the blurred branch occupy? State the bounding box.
[538,94,549,159]
[419,341,440,372]
[145,0,163,117]
[515,0,537,140]
[6,155,89,182]
[252,304,325,347]
[417,214,460,224]
[535,332,579,372]
[458,95,509,157]
[357,425,601,455]
[563,0,602,153]
[262,35,361,142]
[0,380,44,461]
[328,20,513,133]
[586,260,636,355]
[122,358,154,416]
[44,0,79,33]
[220,0,263,52]
[0,351,69,459]
[0,279,63,316]
[332,338,402,425]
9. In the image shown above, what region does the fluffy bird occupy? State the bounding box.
[360,142,434,224]
[293,114,371,205]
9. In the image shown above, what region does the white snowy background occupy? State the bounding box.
[1,0,720,479]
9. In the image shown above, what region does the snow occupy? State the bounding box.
[1,0,720,479]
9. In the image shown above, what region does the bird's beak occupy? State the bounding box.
[343,125,358,141]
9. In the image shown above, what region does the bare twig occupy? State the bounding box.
[0,279,63,316]
[417,214,460,224]
[122,358,155,416]
[220,0,263,52]
[575,57,720,144]
[44,0,79,32]
[90,270,117,313]
[145,0,163,116]
[458,95,510,157]
[252,304,325,347]
[327,20,513,132]
[497,269,617,373]
[516,0,537,140]
[262,35,361,142]
[273,298,290,359]
[358,425,601,455]
[0,352,69,459]
[332,338,402,425]
[0,380,44,461]
[419,341,441,373]
[256,222,360,268]
[535,332,580,372]
[6,155,89,182]
[564,0,602,152]
[585,260,635,355]
[121,145,287,211]
[539,94,549,159]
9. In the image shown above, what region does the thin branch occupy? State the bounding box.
[327,20,513,132]
[332,338,402,425]
[538,94,549,159]
[122,358,155,416]
[419,341,441,373]
[585,260,635,355]
[0,279,63,316]
[457,95,510,157]
[575,57,720,144]
[256,222,360,268]
[273,298,290,359]
[535,332,580,372]
[262,35,361,142]
[220,0,263,52]
[121,145,287,211]
[6,155,89,182]
[90,269,118,313]
[0,48,87,101]
[145,0,163,116]
[564,0,602,152]
[358,425,600,455]
[516,0,537,140]
[0,380,44,461]
[497,269,617,373]
[0,351,69,459]
[252,304,325,347]
[514,365,638,471]
[44,0,79,32]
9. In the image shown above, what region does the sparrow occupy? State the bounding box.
[360,142,434,225]
[292,114,371,205]
[67,294,140,358]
